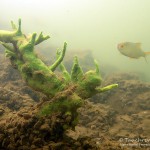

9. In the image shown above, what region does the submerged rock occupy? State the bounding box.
[0,49,149,149]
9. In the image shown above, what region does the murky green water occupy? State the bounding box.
[1,0,150,81]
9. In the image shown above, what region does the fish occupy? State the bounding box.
[117,42,150,62]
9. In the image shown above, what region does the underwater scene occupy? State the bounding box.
[0,0,150,149]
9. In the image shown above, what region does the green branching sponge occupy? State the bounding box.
[71,56,84,82]
[0,19,118,128]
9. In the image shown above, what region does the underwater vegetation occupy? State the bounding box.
[0,19,118,129]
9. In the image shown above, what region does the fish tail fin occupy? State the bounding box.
[144,52,150,63]
[144,57,148,63]
[144,51,150,56]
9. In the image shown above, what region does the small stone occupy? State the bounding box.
[91,125,96,129]
[40,123,50,131]
[23,113,31,119]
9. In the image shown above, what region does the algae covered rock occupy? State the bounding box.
[0,18,118,117]
[0,19,118,149]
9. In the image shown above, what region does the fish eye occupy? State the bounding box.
[120,45,124,48]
